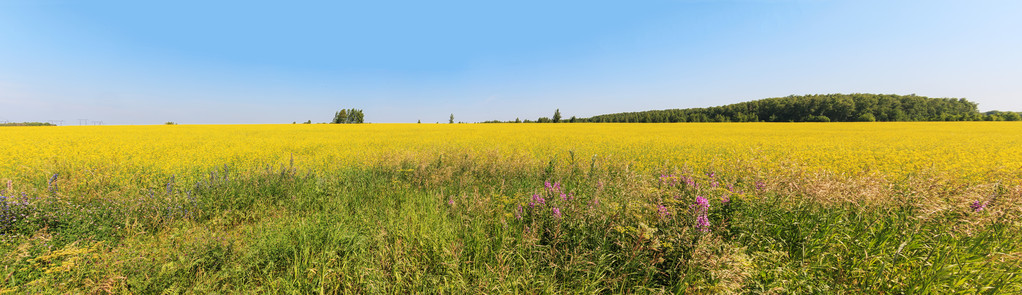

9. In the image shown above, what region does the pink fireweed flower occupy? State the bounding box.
[660,174,679,187]
[971,200,989,212]
[552,207,562,219]
[545,181,563,193]
[696,215,711,232]
[531,194,546,206]
[693,196,710,211]
[657,204,670,218]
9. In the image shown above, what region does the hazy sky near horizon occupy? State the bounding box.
[1,0,1020,124]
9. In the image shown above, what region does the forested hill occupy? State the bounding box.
[582,94,998,123]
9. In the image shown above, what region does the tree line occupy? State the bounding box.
[0,122,56,127]
[484,94,1021,123]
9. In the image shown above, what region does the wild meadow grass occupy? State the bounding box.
[1,152,1020,294]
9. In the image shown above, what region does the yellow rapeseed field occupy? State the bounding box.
[2,122,1021,187]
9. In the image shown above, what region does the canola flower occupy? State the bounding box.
[2,122,1021,190]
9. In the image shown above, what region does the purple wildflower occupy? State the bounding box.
[532,194,546,206]
[755,181,766,191]
[447,198,455,206]
[515,204,523,220]
[657,204,670,218]
[693,196,710,211]
[721,194,730,204]
[660,174,679,187]
[545,181,552,190]
[971,200,989,212]
[552,207,562,219]
[696,215,711,232]
[706,171,716,178]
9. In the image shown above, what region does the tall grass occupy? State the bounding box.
[1,154,1019,293]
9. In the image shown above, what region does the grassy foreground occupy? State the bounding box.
[2,152,1020,294]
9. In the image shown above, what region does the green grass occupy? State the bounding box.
[1,157,1020,294]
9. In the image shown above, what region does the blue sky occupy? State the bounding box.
[1,0,1020,124]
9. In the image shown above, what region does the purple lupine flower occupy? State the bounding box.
[971,200,989,212]
[696,215,711,232]
[545,181,552,190]
[552,207,562,219]
[554,181,562,191]
[657,204,670,218]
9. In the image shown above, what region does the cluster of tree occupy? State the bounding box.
[981,110,1021,120]
[485,94,1021,123]
[0,122,56,127]
[332,108,365,124]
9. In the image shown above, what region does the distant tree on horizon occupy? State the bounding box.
[333,108,364,124]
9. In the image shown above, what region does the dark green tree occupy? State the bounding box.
[332,108,364,124]
[553,109,562,123]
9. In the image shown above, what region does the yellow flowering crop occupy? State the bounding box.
[2,122,1020,187]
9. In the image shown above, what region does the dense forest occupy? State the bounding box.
[485,94,1021,123]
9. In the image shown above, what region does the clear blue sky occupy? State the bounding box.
[1,0,1020,124]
